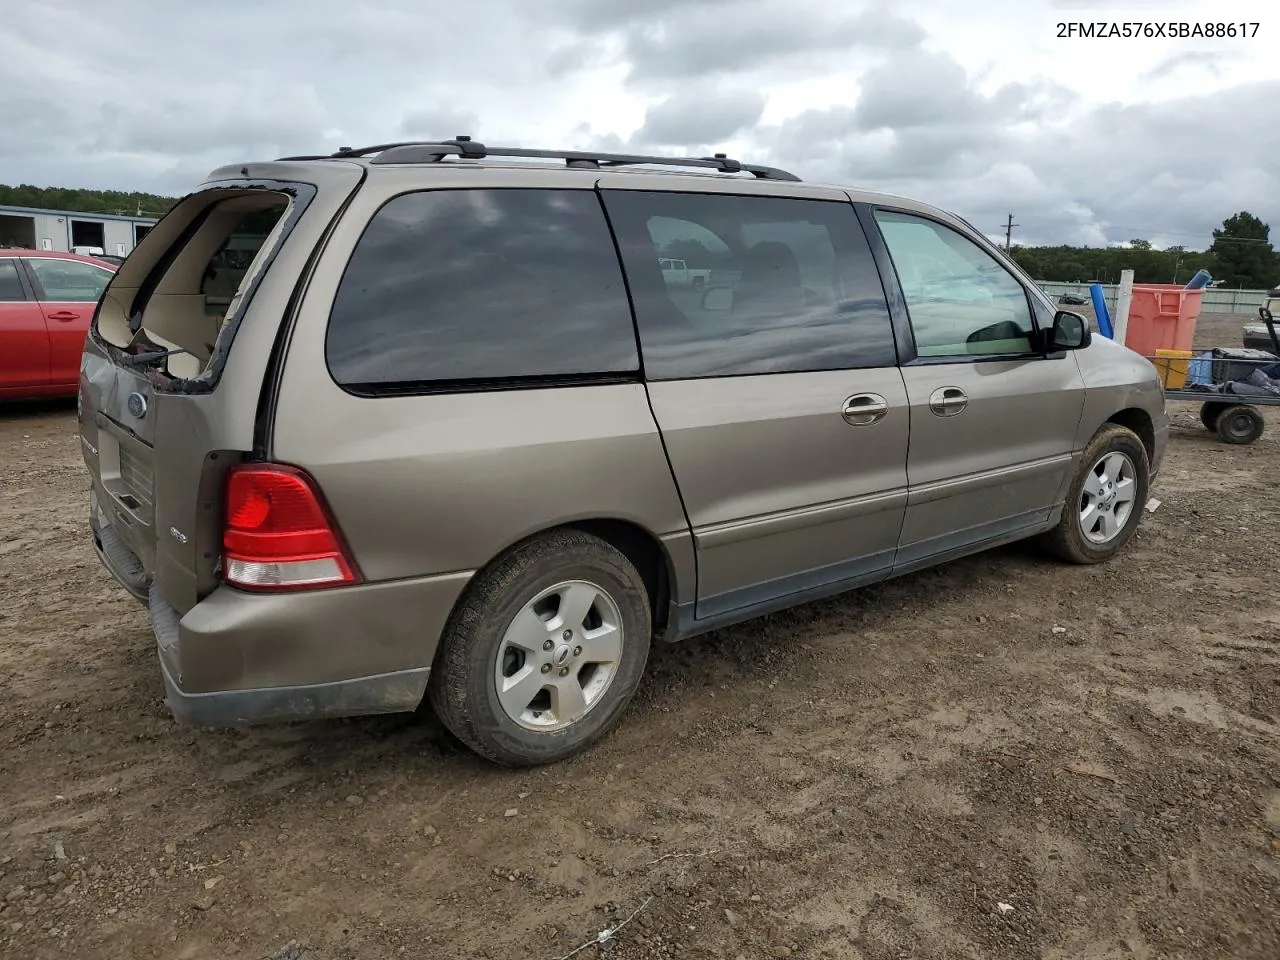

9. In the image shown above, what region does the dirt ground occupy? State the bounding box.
[1,313,1277,960]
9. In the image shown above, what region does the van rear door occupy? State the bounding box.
[79,160,365,616]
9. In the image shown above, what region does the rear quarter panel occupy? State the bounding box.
[268,166,694,597]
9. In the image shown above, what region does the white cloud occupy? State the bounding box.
[0,0,1274,248]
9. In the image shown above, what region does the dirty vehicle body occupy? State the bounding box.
[79,141,1168,765]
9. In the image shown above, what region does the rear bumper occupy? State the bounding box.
[148,572,472,726]
[157,649,432,727]
[89,487,473,726]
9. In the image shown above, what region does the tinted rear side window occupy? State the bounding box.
[0,260,25,301]
[326,189,639,390]
[603,191,896,379]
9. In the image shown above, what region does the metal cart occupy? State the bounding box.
[1154,307,1280,446]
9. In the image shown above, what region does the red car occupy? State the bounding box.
[0,249,117,399]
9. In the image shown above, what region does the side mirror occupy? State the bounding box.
[701,286,733,312]
[1045,310,1092,351]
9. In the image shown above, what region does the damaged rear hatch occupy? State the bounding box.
[80,160,364,617]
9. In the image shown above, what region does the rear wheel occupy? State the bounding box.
[1215,404,1264,445]
[1042,424,1149,565]
[1199,401,1228,431]
[428,530,651,766]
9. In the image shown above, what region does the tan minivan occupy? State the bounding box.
[79,139,1168,765]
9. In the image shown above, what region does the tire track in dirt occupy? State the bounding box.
[1,317,1278,959]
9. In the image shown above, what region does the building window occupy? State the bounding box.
[70,219,106,251]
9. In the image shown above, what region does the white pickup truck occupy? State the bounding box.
[659,258,712,288]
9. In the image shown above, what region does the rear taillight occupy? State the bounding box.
[221,464,359,591]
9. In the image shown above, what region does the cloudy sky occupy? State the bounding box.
[2,0,1275,248]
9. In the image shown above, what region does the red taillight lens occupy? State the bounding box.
[221,464,359,591]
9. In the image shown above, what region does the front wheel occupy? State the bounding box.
[428,530,652,766]
[1041,424,1150,564]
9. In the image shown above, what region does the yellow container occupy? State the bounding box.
[1154,348,1193,389]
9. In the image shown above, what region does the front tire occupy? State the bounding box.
[428,530,652,767]
[1042,424,1150,565]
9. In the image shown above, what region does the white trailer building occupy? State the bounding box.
[0,204,159,257]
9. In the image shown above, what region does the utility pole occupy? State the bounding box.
[1002,213,1019,250]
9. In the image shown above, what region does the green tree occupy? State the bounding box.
[1209,211,1276,287]
[0,183,177,218]
[1011,239,1218,285]
[1129,238,1151,250]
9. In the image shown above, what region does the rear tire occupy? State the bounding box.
[1041,424,1150,565]
[1215,405,1264,445]
[428,529,651,767]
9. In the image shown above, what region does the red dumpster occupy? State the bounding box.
[1123,284,1204,357]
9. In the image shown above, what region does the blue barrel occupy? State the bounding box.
[1090,283,1114,338]
[1184,269,1212,290]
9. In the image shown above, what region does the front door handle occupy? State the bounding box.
[929,386,968,417]
[841,393,889,426]
[47,311,80,322]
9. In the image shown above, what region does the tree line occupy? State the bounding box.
[0,184,177,219]
[1010,212,1277,289]
[4,184,1275,289]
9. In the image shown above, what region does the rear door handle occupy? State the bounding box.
[841,393,889,426]
[928,386,968,417]
[48,311,80,322]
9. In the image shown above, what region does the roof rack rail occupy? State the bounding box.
[277,136,801,181]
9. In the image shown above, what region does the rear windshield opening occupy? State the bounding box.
[97,192,291,379]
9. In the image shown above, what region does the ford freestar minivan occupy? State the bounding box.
[79,139,1167,766]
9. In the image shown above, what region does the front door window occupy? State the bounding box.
[874,210,1035,358]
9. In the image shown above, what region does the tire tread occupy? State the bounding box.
[1041,424,1150,565]
[428,529,650,766]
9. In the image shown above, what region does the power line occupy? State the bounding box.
[1023,235,1274,250]
[1105,224,1275,245]
[1206,236,1275,245]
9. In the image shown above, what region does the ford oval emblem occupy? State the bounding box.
[127,392,148,419]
